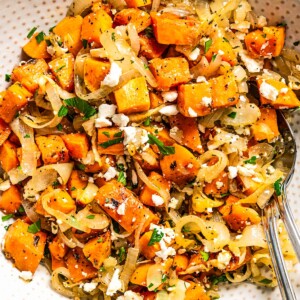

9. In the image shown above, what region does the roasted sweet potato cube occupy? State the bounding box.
[65,247,97,282]
[178,82,212,117]
[0,83,32,123]
[53,16,83,56]
[204,171,229,197]
[173,254,189,273]
[83,231,111,269]
[114,77,150,114]
[251,107,280,142]
[237,174,264,196]
[160,144,200,186]
[185,283,210,300]
[91,2,112,14]
[11,59,49,93]
[133,147,160,171]
[245,26,285,58]
[210,73,239,109]
[125,0,151,8]
[151,12,201,45]
[97,128,124,155]
[130,262,153,286]
[149,57,191,91]
[218,195,240,216]
[0,185,22,214]
[144,125,175,146]
[0,119,11,147]
[169,113,203,153]
[139,231,161,260]
[0,140,19,172]
[81,9,113,45]
[23,32,51,59]
[205,38,237,66]
[84,58,111,92]
[95,180,159,233]
[48,53,75,92]
[35,135,69,165]
[114,9,151,33]
[61,133,89,159]
[139,171,171,207]
[257,77,300,108]
[49,236,68,261]
[51,256,66,271]
[67,170,89,199]
[139,34,168,60]
[149,92,164,108]
[4,219,47,273]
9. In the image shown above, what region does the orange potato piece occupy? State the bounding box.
[23,32,50,59]
[97,127,124,155]
[67,170,88,199]
[65,247,98,282]
[0,140,19,172]
[53,16,83,56]
[51,256,66,271]
[149,57,191,91]
[173,254,189,273]
[0,119,11,147]
[0,185,22,214]
[160,144,200,186]
[251,107,280,142]
[48,53,75,92]
[149,92,164,109]
[139,34,168,60]
[133,147,160,171]
[95,180,159,233]
[125,0,151,8]
[35,135,69,165]
[0,83,32,123]
[151,12,201,45]
[114,9,151,33]
[204,171,229,197]
[139,231,161,260]
[4,219,47,273]
[218,195,240,216]
[61,133,89,159]
[11,59,49,93]
[130,262,154,286]
[185,283,210,300]
[49,236,68,261]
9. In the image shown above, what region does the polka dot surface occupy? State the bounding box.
[0,0,300,299]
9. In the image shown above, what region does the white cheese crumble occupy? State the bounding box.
[257,15,267,28]
[103,166,118,181]
[237,165,256,177]
[117,202,126,215]
[121,127,148,149]
[216,181,224,189]
[19,271,33,281]
[102,62,122,87]
[106,268,122,296]
[202,97,212,107]
[295,65,300,72]
[161,91,178,102]
[259,81,278,101]
[0,180,11,192]
[95,104,117,128]
[152,194,164,206]
[116,291,143,300]
[228,166,238,179]
[189,47,200,61]
[217,250,232,269]
[196,76,207,83]
[82,282,98,293]
[169,126,183,143]
[188,107,198,117]
[280,87,288,94]
[112,114,129,127]
[239,50,264,73]
[168,197,179,209]
[159,105,179,116]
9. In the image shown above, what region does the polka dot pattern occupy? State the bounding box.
[0,0,300,299]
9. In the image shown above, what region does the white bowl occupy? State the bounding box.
[0,0,300,299]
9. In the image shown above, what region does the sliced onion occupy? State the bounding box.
[91,130,102,165]
[51,267,74,298]
[22,199,40,223]
[147,264,164,291]
[82,117,96,136]
[192,187,223,213]
[196,150,228,183]
[8,168,29,185]
[76,182,99,205]
[225,263,251,283]
[190,55,222,79]
[129,104,165,122]
[248,143,275,166]
[0,180,11,192]
[151,0,160,11]
[67,0,94,16]
[256,186,274,209]
[127,23,140,55]
[198,109,225,128]
[58,229,84,248]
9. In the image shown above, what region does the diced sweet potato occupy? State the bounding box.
[251,107,280,142]
[205,37,237,66]
[0,185,22,214]
[61,133,89,159]
[114,9,151,33]
[237,174,264,196]
[139,231,161,260]
[4,219,47,273]
[178,82,212,117]
[81,9,113,45]
[48,53,75,92]
[49,236,68,261]
[204,171,229,197]
[169,113,203,153]
[139,34,168,60]
[65,247,98,282]
[11,59,49,93]
[83,231,111,269]
[149,92,164,108]
[218,195,239,216]
[160,144,200,186]
[149,57,191,91]
[23,33,51,59]
[245,26,285,58]
[173,254,189,273]
[211,72,239,109]
[97,128,124,155]
[139,171,171,207]
[257,78,300,108]
[84,58,110,92]
[151,12,201,45]
[133,147,160,171]
[114,77,150,114]
[95,180,159,233]
[36,135,69,165]
[130,262,153,286]
[144,126,175,146]
[91,2,112,14]
[51,256,66,271]
[125,0,151,8]
[67,170,89,199]
[185,283,210,300]
[0,83,32,123]
[0,140,19,172]
[0,119,11,147]
[53,16,83,56]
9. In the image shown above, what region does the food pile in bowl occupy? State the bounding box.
[0,0,299,298]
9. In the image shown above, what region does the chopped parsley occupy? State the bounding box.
[223,37,229,43]
[64,97,97,120]
[102,131,110,137]
[86,215,95,219]
[56,124,63,131]
[274,178,282,196]
[35,32,46,44]
[148,228,164,246]
[200,251,209,262]
[117,171,126,186]
[27,27,37,39]
[77,163,86,171]
[27,219,41,234]
[143,117,151,126]
[244,156,257,165]
[55,65,66,72]
[5,74,11,82]
[144,64,150,70]
[210,274,228,285]
[113,131,123,138]
[204,38,212,54]
[227,112,237,119]
[259,278,273,285]
[18,206,25,213]
[212,53,217,62]
[161,274,168,282]
[118,246,126,263]
[82,39,88,49]
[23,134,31,138]
[99,137,124,149]
[97,237,103,243]
[58,105,68,117]
[148,134,175,156]
[1,214,14,222]
[111,32,116,42]
[144,26,154,38]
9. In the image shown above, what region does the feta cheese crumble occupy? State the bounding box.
[106,268,122,296]
[259,81,278,101]
[19,271,33,281]
[189,47,200,61]
[188,107,198,117]
[217,250,232,269]
[202,97,212,107]
[159,105,179,116]
[152,194,164,206]
[121,127,148,149]
[228,166,238,179]
[161,91,178,102]
[102,62,122,87]
[117,202,126,215]
[95,104,117,128]
[103,166,118,181]
[82,282,98,293]
[168,197,179,209]
[239,50,264,73]
[112,114,129,127]
[117,291,143,300]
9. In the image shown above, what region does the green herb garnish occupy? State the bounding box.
[55,65,66,72]
[200,251,209,262]
[210,274,228,286]
[86,215,95,219]
[27,219,41,234]
[99,137,124,149]
[204,38,212,54]
[274,178,282,196]
[82,39,88,49]
[24,134,31,138]
[144,26,154,38]
[148,228,164,246]
[1,214,14,221]
[35,32,45,44]
[102,131,110,138]
[211,54,217,62]
[148,134,175,156]
[111,32,116,42]
[5,74,11,82]
[58,105,68,117]
[244,156,257,165]
[227,112,237,119]
[64,97,97,120]
[56,124,63,131]
[27,27,37,39]
[259,278,273,285]
[117,171,126,186]
[113,131,123,138]
[118,246,126,263]
[77,163,86,171]
[143,117,151,126]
